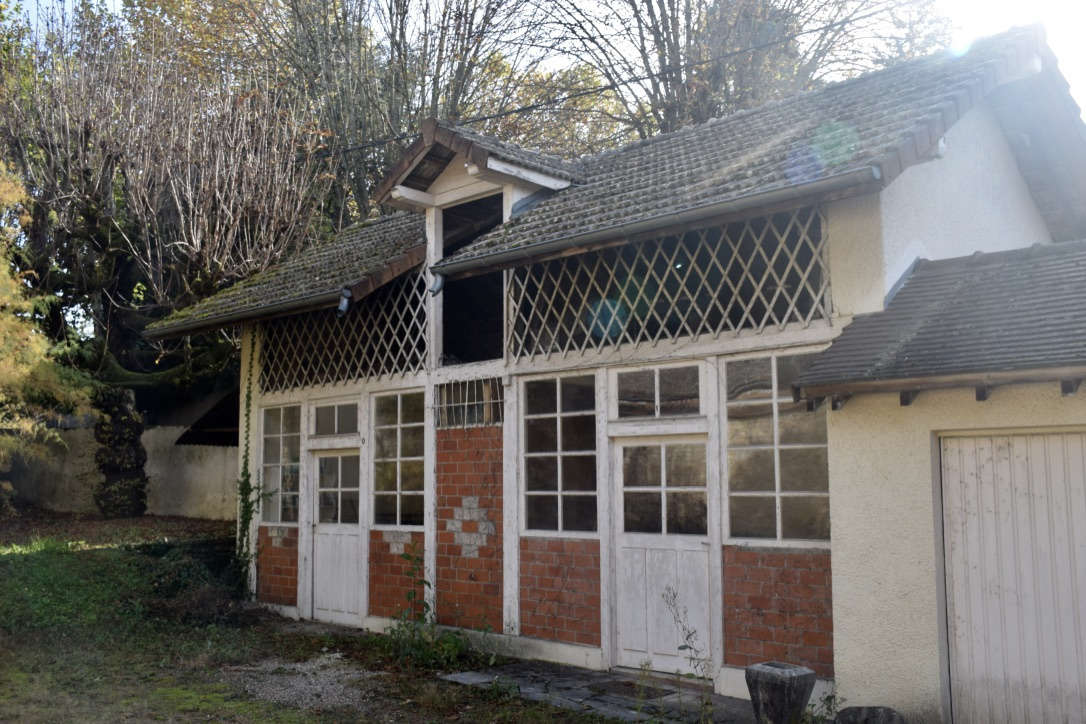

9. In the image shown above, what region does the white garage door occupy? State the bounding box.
[941,433,1086,723]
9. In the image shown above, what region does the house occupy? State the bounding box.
[146,26,1086,721]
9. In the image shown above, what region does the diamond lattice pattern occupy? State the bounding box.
[507,207,827,360]
[259,268,428,392]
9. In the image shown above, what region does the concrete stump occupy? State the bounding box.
[835,706,906,724]
[744,661,816,724]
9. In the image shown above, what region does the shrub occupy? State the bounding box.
[91,387,148,518]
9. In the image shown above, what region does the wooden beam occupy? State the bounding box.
[831,394,850,411]
[806,396,825,412]
[899,390,919,406]
[975,385,991,402]
[484,158,571,190]
[390,185,436,208]
[1061,378,1082,396]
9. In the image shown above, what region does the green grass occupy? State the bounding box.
[0,533,609,722]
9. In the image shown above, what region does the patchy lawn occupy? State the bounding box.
[0,510,606,723]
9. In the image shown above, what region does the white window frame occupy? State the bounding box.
[370,388,426,531]
[724,353,830,545]
[259,403,303,526]
[519,370,601,538]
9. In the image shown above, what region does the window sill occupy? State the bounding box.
[607,416,708,437]
[519,529,600,540]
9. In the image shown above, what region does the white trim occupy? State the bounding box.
[607,417,708,438]
[595,367,614,669]
[390,185,435,208]
[502,375,520,634]
[705,356,725,684]
[481,157,571,191]
[423,382,437,615]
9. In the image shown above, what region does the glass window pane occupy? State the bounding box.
[562,455,597,492]
[726,358,772,401]
[375,429,397,459]
[401,393,424,424]
[623,446,661,487]
[624,492,662,533]
[659,367,699,416]
[667,492,707,535]
[375,396,398,426]
[340,491,359,524]
[727,403,774,446]
[525,456,558,491]
[782,496,830,540]
[730,496,776,538]
[525,418,557,452]
[780,448,829,492]
[282,434,301,464]
[337,404,358,434]
[340,455,360,489]
[401,494,424,526]
[318,492,338,523]
[262,465,280,495]
[374,494,397,525]
[282,406,301,434]
[618,370,655,418]
[315,406,336,435]
[281,493,299,523]
[563,496,597,532]
[525,380,557,415]
[560,415,596,452]
[318,457,338,489]
[665,444,706,487]
[262,436,280,465]
[775,354,817,396]
[560,375,595,412]
[728,449,775,492]
[263,408,281,435]
[778,403,827,444]
[401,425,424,458]
[401,460,424,491]
[526,495,558,530]
[261,491,280,523]
[374,462,397,492]
[281,464,300,493]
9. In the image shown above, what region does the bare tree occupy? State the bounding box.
[544,0,950,137]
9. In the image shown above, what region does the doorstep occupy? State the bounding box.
[442,660,755,723]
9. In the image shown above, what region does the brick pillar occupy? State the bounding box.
[435,426,503,631]
[369,529,426,618]
[257,526,298,606]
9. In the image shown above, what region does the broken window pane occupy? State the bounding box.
[781,496,830,540]
[665,444,706,486]
[562,496,597,532]
[729,496,775,538]
[526,456,558,491]
[560,375,595,412]
[624,492,662,533]
[727,404,774,446]
[618,370,655,417]
[525,379,557,415]
[623,446,661,487]
[562,455,596,491]
[726,358,772,401]
[780,448,829,492]
[659,367,699,416]
[526,495,558,530]
[561,415,596,451]
[728,450,775,492]
[667,492,707,535]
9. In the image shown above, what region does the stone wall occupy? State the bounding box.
[520,537,601,647]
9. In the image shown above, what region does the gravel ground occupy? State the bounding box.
[221,653,390,711]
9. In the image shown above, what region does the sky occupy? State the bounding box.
[938,0,1086,110]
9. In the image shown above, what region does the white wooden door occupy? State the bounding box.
[311,451,362,625]
[941,432,1086,723]
[614,437,712,675]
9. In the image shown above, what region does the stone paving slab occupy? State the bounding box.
[442,660,756,723]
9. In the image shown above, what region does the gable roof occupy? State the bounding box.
[145,212,425,339]
[433,26,1086,276]
[374,118,584,204]
[794,240,1086,397]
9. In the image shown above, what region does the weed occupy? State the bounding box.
[662,585,715,723]
[802,688,845,723]
[382,546,470,669]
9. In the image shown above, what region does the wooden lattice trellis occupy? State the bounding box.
[507,207,828,360]
[259,268,427,392]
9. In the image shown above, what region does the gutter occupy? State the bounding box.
[143,289,341,341]
[433,165,882,277]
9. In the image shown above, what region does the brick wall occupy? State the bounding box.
[435,426,503,631]
[723,546,833,677]
[369,529,425,619]
[257,525,298,606]
[520,537,601,647]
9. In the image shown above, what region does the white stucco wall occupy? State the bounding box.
[879,103,1052,293]
[825,193,884,317]
[828,383,1086,719]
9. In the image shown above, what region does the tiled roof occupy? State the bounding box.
[433,120,585,182]
[435,26,1073,274]
[145,212,424,338]
[794,240,1086,393]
